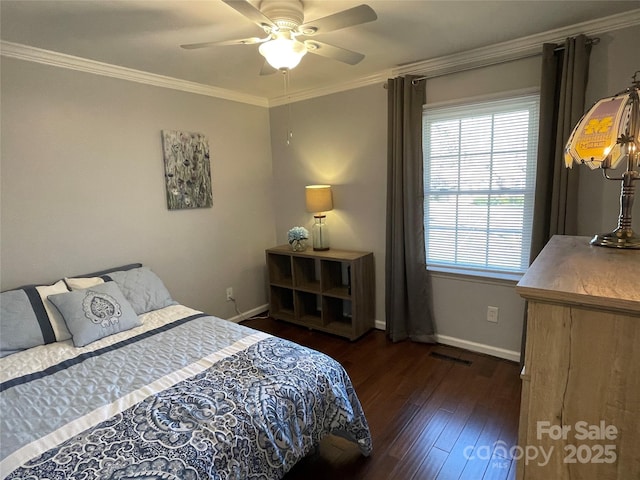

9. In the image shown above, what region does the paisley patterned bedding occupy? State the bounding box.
[0,304,372,479]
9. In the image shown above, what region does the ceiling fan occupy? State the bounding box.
[181,0,377,72]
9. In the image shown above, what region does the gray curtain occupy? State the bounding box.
[521,35,592,366]
[530,35,592,260]
[385,75,435,343]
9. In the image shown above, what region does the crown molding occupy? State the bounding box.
[392,8,640,79]
[267,70,392,107]
[1,8,638,107]
[0,41,269,107]
[269,8,640,105]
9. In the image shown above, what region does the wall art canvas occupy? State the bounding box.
[161,130,213,210]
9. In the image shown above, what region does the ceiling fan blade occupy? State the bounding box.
[298,4,377,36]
[181,36,268,49]
[222,0,276,31]
[304,40,365,65]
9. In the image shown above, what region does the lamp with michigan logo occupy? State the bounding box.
[564,71,640,249]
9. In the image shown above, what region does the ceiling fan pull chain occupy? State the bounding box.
[284,70,293,146]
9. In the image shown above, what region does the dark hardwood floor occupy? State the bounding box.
[241,317,522,480]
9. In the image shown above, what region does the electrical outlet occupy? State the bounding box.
[226,287,234,301]
[487,306,499,323]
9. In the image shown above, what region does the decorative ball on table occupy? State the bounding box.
[288,226,309,252]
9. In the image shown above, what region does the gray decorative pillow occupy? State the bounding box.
[106,266,175,314]
[48,282,141,347]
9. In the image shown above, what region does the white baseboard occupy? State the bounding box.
[228,303,269,323]
[373,320,520,362]
[242,314,519,362]
[435,334,521,363]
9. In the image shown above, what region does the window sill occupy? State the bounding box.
[426,265,522,285]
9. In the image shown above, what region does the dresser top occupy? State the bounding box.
[516,235,640,313]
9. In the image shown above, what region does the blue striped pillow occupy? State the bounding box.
[0,280,71,357]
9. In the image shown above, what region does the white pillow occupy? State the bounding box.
[65,276,105,290]
[35,280,72,341]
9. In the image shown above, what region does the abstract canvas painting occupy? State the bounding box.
[161,130,213,210]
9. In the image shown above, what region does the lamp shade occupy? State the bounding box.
[562,77,640,249]
[305,185,333,213]
[258,33,307,71]
[564,89,637,170]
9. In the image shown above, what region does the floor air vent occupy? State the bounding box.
[429,352,472,366]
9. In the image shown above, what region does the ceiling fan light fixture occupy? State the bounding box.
[258,34,307,70]
[182,1,377,71]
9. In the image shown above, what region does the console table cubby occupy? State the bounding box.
[266,245,375,340]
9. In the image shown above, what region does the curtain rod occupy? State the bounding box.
[407,36,600,85]
[554,36,600,52]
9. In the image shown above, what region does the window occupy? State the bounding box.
[422,93,539,279]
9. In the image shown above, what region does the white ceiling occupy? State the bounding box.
[2,0,639,104]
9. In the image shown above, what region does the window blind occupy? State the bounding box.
[422,93,539,278]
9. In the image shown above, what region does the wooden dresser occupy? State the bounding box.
[515,235,639,480]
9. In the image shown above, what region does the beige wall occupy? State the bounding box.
[267,24,640,358]
[269,84,388,327]
[269,57,541,357]
[0,58,276,319]
[2,23,637,359]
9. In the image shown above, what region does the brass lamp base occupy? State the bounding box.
[590,229,640,249]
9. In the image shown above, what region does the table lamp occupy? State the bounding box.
[305,185,333,251]
[564,72,640,248]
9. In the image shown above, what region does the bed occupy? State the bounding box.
[0,264,372,479]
